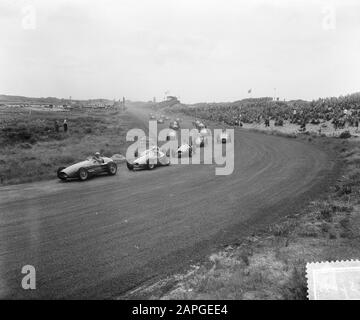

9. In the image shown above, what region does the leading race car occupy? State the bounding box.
[126,146,170,170]
[57,153,117,181]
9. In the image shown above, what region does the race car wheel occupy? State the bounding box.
[126,162,134,171]
[107,162,117,175]
[57,167,66,180]
[78,168,89,181]
[147,161,155,170]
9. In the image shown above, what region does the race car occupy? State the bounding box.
[216,131,231,144]
[172,143,194,158]
[196,122,206,131]
[149,114,156,120]
[166,129,177,141]
[199,127,211,136]
[157,118,165,124]
[57,153,117,181]
[126,146,170,170]
[194,135,208,148]
[169,121,180,130]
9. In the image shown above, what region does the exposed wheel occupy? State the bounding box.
[78,168,89,181]
[107,162,117,175]
[126,162,134,171]
[147,161,155,170]
[57,167,66,180]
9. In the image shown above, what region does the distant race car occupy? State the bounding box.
[126,147,170,170]
[197,123,206,131]
[157,118,164,124]
[199,127,211,136]
[149,114,156,120]
[166,129,177,141]
[57,154,117,181]
[217,131,231,144]
[172,143,194,158]
[169,121,180,130]
[194,135,208,148]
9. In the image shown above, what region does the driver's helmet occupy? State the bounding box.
[95,152,101,158]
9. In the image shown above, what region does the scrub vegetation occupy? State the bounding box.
[0,106,134,185]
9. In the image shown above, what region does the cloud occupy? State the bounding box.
[0,0,359,102]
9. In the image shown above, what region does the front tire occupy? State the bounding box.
[78,168,89,181]
[57,167,66,180]
[107,162,117,175]
[126,162,134,171]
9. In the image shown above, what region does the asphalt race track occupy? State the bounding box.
[0,105,336,299]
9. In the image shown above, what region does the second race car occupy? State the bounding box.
[126,146,170,170]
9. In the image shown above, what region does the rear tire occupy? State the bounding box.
[107,162,117,175]
[147,161,155,170]
[78,168,89,181]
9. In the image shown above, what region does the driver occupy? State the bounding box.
[94,152,103,163]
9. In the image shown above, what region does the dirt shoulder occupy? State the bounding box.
[124,119,360,300]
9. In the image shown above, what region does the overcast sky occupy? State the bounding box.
[0,0,359,103]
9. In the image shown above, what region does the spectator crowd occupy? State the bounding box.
[177,93,360,132]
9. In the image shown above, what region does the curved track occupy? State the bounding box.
[0,105,335,299]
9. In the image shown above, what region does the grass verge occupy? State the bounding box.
[0,106,135,185]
